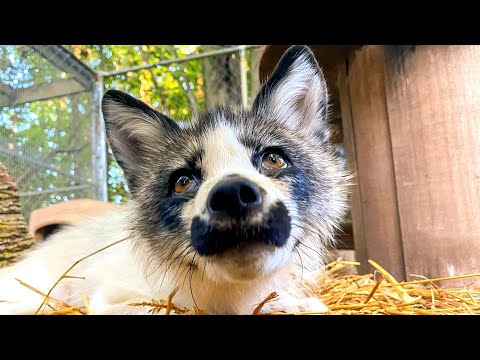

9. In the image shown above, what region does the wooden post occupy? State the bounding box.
[338,46,405,280]
[383,45,480,285]
[340,45,480,285]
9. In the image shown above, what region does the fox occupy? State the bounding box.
[0,45,350,315]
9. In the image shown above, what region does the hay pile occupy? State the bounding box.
[301,259,480,315]
[20,256,480,315]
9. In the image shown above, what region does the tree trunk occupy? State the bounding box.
[0,162,34,267]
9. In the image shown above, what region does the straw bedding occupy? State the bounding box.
[18,255,480,315]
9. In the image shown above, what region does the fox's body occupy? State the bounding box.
[0,46,350,314]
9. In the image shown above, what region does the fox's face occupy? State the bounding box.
[101,46,348,290]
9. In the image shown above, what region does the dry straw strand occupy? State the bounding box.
[252,291,279,315]
[34,236,129,315]
[16,278,86,315]
[16,250,480,315]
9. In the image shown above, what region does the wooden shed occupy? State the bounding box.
[260,45,480,285]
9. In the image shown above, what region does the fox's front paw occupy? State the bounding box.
[258,295,329,314]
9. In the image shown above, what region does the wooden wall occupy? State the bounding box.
[260,45,480,285]
[339,45,480,285]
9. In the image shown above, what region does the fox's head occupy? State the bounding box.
[101,45,349,312]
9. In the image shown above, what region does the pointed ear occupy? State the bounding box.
[252,45,330,143]
[101,90,180,193]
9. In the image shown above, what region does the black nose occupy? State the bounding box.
[207,176,262,218]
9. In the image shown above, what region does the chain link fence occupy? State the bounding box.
[0,45,262,220]
[0,45,99,219]
[101,45,262,204]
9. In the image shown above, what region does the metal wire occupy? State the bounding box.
[0,45,261,219]
[0,45,95,219]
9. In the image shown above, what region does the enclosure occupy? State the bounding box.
[0,45,262,219]
[1,45,479,289]
[260,45,480,286]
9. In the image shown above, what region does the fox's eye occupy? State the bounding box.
[262,153,288,170]
[174,175,195,194]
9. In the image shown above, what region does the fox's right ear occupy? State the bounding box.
[101,90,180,193]
[252,45,330,144]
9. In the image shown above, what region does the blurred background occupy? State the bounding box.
[0,45,263,219]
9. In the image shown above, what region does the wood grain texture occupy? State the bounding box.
[384,45,480,286]
[344,46,405,280]
[338,62,367,264]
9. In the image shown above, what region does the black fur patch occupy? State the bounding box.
[190,202,291,256]
[156,197,188,231]
[277,166,312,212]
[42,224,64,240]
[243,136,313,212]
[103,90,178,132]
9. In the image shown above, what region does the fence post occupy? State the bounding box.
[91,75,108,201]
[239,46,248,107]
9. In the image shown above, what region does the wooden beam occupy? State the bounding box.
[338,60,366,261]
[0,83,14,107]
[30,46,96,90]
[0,83,14,97]
[342,46,405,280]
[0,79,85,107]
[0,143,91,186]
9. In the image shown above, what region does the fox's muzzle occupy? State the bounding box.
[191,176,291,256]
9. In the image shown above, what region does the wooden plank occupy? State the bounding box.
[0,83,14,107]
[336,220,354,250]
[384,45,480,286]
[0,162,35,267]
[0,83,14,97]
[345,46,405,280]
[337,61,366,263]
[0,79,85,107]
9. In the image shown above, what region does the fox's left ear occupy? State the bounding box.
[252,45,330,143]
[102,90,180,193]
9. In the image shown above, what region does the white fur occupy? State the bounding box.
[0,205,326,314]
[266,53,329,138]
[187,123,288,220]
[0,48,343,315]
[0,207,153,314]
[178,124,299,284]
[0,122,327,315]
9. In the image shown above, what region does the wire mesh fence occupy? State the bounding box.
[0,45,262,220]
[0,45,97,219]
[101,45,262,203]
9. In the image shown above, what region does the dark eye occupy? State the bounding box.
[261,152,288,170]
[174,175,196,194]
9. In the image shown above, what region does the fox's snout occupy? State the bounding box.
[207,176,263,219]
[191,176,291,257]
